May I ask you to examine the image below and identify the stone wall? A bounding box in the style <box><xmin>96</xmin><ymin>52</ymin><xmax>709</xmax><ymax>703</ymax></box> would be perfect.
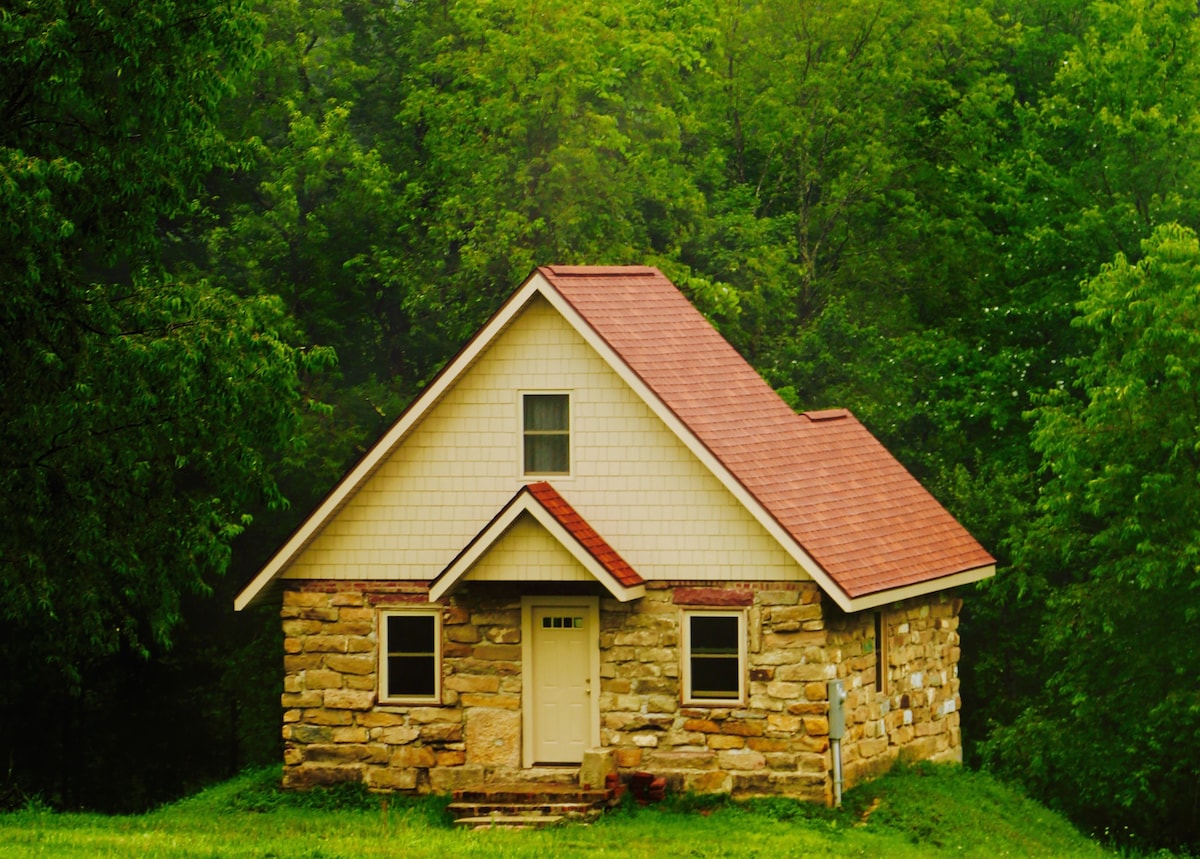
<box><xmin>826</xmin><ymin>595</ymin><xmax>965</xmax><ymax>789</ymax></box>
<box><xmin>279</xmin><ymin>580</ymin><xmax>963</xmax><ymax>801</ymax></box>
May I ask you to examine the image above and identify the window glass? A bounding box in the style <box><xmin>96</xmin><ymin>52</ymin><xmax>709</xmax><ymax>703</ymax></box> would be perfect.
<box><xmin>384</xmin><ymin>613</ymin><xmax>438</xmax><ymax>700</ymax></box>
<box><xmin>686</xmin><ymin>613</ymin><xmax>743</xmax><ymax>702</ymax></box>
<box><xmin>523</xmin><ymin>393</ymin><xmax>569</xmax><ymax>474</ymax></box>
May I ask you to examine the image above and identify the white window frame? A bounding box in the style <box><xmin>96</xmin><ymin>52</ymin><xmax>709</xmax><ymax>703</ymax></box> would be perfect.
<box><xmin>378</xmin><ymin>608</ymin><xmax>442</xmax><ymax>705</ymax></box>
<box><xmin>520</xmin><ymin>391</ymin><xmax>572</xmax><ymax>478</ymax></box>
<box><xmin>681</xmin><ymin>609</ymin><xmax>747</xmax><ymax>706</ymax></box>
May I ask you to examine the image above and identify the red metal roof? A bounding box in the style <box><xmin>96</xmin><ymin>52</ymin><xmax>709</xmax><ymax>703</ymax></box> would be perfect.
<box><xmin>538</xmin><ymin>265</ymin><xmax>995</xmax><ymax>600</ymax></box>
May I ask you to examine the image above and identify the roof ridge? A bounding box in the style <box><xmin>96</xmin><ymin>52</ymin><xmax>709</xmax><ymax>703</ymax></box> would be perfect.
<box><xmin>542</xmin><ymin>264</ymin><xmax>661</xmax><ymax>277</ymax></box>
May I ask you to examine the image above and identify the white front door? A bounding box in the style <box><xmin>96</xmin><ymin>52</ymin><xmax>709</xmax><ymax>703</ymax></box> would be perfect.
<box><xmin>525</xmin><ymin>598</ymin><xmax>597</xmax><ymax>765</ymax></box>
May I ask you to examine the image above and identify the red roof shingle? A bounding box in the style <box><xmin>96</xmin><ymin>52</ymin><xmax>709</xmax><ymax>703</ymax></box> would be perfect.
<box><xmin>525</xmin><ymin>482</ymin><xmax>645</xmax><ymax>589</ymax></box>
<box><xmin>538</xmin><ymin>265</ymin><xmax>994</xmax><ymax>600</ymax></box>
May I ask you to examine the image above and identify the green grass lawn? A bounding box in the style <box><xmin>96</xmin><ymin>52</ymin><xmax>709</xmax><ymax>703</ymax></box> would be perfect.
<box><xmin>0</xmin><ymin>763</ymin><xmax>1124</xmax><ymax>858</ymax></box>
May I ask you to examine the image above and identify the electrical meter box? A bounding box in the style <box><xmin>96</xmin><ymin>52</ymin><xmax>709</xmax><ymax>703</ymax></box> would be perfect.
<box><xmin>827</xmin><ymin>679</ymin><xmax>847</xmax><ymax>740</ymax></box>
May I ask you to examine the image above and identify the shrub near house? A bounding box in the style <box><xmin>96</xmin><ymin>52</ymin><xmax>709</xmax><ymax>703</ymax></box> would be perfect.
<box><xmin>237</xmin><ymin>267</ymin><xmax>994</xmax><ymax>801</ymax></box>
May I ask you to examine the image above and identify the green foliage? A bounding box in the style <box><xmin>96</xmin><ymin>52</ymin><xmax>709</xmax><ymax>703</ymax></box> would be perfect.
<box><xmin>7</xmin><ymin>0</ymin><xmax>1200</xmax><ymax>849</ymax></box>
<box><xmin>0</xmin><ymin>764</ymin><xmax>1115</xmax><ymax>858</ymax></box>
<box><xmin>0</xmin><ymin>1</ymin><xmax>332</xmax><ymax>678</ymax></box>
<box><xmin>985</xmin><ymin>224</ymin><xmax>1200</xmax><ymax>851</ymax></box>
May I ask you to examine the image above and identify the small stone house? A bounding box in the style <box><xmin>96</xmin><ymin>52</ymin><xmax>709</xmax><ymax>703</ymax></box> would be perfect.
<box><xmin>235</xmin><ymin>266</ymin><xmax>995</xmax><ymax>803</ymax></box>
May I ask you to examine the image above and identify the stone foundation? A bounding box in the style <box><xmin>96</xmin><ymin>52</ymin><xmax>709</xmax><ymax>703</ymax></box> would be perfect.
<box><xmin>279</xmin><ymin>580</ymin><xmax>963</xmax><ymax>802</ymax></box>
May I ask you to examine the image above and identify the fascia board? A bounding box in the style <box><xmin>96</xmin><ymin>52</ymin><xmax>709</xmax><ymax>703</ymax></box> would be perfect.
<box><xmin>840</xmin><ymin>563</ymin><xmax>997</xmax><ymax>612</ymax></box>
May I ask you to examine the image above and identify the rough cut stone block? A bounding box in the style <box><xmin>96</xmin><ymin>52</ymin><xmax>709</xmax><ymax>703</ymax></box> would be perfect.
<box><xmin>378</xmin><ymin>726</ymin><xmax>420</xmax><ymax>745</ymax></box>
<box><xmin>283</xmin><ymin>591</ymin><xmax>330</xmax><ymax>608</ymax></box>
<box><xmin>718</xmin><ymin>749</ymin><xmax>767</xmax><ymax>771</ymax></box>
<box><xmin>465</xmin><ymin>708</ymin><xmax>521</xmax><ymax>767</ymax></box>
<box><xmin>289</xmin><ymin>724</ymin><xmax>333</xmax><ymax>744</ymax></box>
<box><xmin>420</xmin><ymin>723</ymin><xmax>463</xmax><ymax>742</ymax></box>
<box><xmin>460</xmin><ymin>693</ymin><xmax>519</xmax><ymax>709</ymax></box>
<box><xmin>579</xmin><ymin>748</ymin><xmax>616</xmax><ymax>789</ymax></box>
<box><xmin>281</xmin><ymin>691</ymin><xmax>323</xmax><ymax>709</ymax></box>
<box><xmin>303</xmin><ymin>709</ymin><xmax>353</xmax><ymax>727</ymax></box>
<box><xmin>286</xmin><ymin>764</ymin><xmax>364</xmax><ymax>789</ymax></box>
<box><xmin>707</xmin><ymin>735</ymin><xmax>744</xmax><ymax>751</ymax></box>
<box><xmin>365</xmin><ymin>766</ymin><xmax>418</xmax><ymax>790</ymax></box>
<box><xmin>304</xmin><ymin>669</ymin><xmax>343</xmax><ymax>690</ymax></box>
<box><xmin>615</xmin><ymin>747</ymin><xmax>643</xmax><ymax>768</ymax></box>
<box><xmin>429</xmin><ymin>764</ymin><xmax>485</xmax><ymax>792</ymax></box>
<box><xmin>471</xmin><ymin>643</ymin><xmax>521</xmax><ymax>661</ymax></box>
<box><xmin>687</xmin><ymin>770</ymin><xmax>733</xmax><ymax>793</ymax></box>
<box><xmin>325</xmin><ymin>654</ymin><xmax>375</xmax><ymax>675</ymax></box>
<box><xmin>444</xmin><ymin>674</ymin><xmax>500</xmax><ymax>693</ymax></box>
<box><xmin>323</xmin><ymin>689</ymin><xmax>375</xmax><ymax>710</ymax></box>
<box><xmin>390</xmin><ymin>746</ymin><xmax>436</xmax><ymax>768</ymax></box>
<box><xmin>756</xmin><ymin>590</ymin><xmax>800</xmax><ymax>607</ymax></box>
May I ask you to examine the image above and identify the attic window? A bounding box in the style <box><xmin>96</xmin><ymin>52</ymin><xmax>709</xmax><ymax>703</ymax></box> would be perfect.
<box><xmin>523</xmin><ymin>393</ymin><xmax>570</xmax><ymax>475</ymax></box>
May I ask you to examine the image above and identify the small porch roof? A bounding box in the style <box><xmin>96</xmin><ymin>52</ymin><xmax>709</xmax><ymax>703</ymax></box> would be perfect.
<box><xmin>429</xmin><ymin>482</ymin><xmax>646</xmax><ymax>603</ymax></box>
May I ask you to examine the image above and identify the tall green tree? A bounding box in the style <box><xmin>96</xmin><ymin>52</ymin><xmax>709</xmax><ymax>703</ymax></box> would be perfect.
<box><xmin>0</xmin><ymin>0</ymin><xmax>329</xmax><ymax>676</ymax></box>
<box><xmin>985</xmin><ymin>223</ymin><xmax>1200</xmax><ymax>850</ymax></box>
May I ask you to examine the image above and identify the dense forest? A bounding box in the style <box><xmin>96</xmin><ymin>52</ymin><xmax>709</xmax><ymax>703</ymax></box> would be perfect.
<box><xmin>2</xmin><ymin>0</ymin><xmax>1198</xmax><ymax>851</ymax></box>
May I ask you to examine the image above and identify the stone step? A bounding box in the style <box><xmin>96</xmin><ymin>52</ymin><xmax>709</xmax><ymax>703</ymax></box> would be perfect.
<box><xmin>447</xmin><ymin>801</ymin><xmax>603</xmax><ymax>821</ymax></box>
<box><xmin>451</xmin><ymin>785</ymin><xmax>610</xmax><ymax>805</ymax></box>
<box><xmin>453</xmin><ymin>813</ymin><xmax>566</xmax><ymax>830</ymax></box>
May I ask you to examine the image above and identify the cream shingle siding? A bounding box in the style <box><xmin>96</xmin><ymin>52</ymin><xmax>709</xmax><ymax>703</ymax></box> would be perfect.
<box><xmin>282</xmin><ymin>295</ymin><xmax>805</xmax><ymax>583</ymax></box>
<box><xmin>462</xmin><ymin>513</ymin><xmax>593</xmax><ymax>583</ymax></box>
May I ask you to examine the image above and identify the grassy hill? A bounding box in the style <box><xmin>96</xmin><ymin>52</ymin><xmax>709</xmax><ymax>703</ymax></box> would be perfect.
<box><xmin>0</xmin><ymin>763</ymin><xmax>1129</xmax><ymax>858</ymax></box>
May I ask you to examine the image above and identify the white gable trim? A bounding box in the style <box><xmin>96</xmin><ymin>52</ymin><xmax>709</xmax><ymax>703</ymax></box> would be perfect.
<box><xmin>429</xmin><ymin>488</ymin><xmax>645</xmax><ymax>603</ymax></box>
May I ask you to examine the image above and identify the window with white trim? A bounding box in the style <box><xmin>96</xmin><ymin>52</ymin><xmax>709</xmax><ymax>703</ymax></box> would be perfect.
<box><xmin>522</xmin><ymin>392</ymin><xmax>570</xmax><ymax>475</ymax></box>
<box><xmin>682</xmin><ymin>610</ymin><xmax>746</xmax><ymax>705</ymax></box>
<box><xmin>379</xmin><ymin>610</ymin><xmax>441</xmax><ymax>704</ymax></box>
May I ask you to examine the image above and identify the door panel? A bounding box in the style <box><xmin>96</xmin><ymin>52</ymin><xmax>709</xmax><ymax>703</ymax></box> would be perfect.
<box><xmin>531</xmin><ymin>606</ymin><xmax>591</xmax><ymax>764</ymax></box>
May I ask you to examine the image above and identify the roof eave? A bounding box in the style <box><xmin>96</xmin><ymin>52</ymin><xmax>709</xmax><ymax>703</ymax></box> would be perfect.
<box><xmin>834</xmin><ymin>562</ymin><xmax>997</xmax><ymax>613</ymax></box>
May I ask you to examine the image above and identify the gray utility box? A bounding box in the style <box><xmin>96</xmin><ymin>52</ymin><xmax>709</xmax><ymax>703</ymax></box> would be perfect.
<box><xmin>828</xmin><ymin>679</ymin><xmax>847</xmax><ymax>740</ymax></box>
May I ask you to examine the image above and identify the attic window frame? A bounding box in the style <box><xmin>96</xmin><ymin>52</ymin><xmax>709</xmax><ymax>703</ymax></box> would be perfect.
<box><xmin>681</xmin><ymin>609</ymin><xmax>747</xmax><ymax>706</ymax></box>
<box><xmin>521</xmin><ymin>391</ymin><xmax>572</xmax><ymax>477</ymax></box>
<box><xmin>378</xmin><ymin>608</ymin><xmax>442</xmax><ymax>705</ymax></box>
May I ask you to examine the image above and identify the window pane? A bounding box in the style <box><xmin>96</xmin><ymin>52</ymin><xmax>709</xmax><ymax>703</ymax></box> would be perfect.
<box><xmin>690</xmin><ymin>655</ymin><xmax>740</xmax><ymax>699</ymax></box>
<box><xmin>385</xmin><ymin>614</ymin><xmax>437</xmax><ymax>699</ymax></box>
<box><xmin>688</xmin><ymin>615</ymin><xmax>741</xmax><ymax>700</ymax></box>
<box><xmin>524</xmin><ymin>434</ymin><xmax>569</xmax><ymax>473</ymax></box>
<box><xmin>388</xmin><ymin>655</ymin><xmax>436</xmax><ymax>697</ymax></box>
<box><xmin>690</xmin><ymin>615</ymin><xmax>739</xmax><ymax>653</ymax></box>
<box><xmin>387</xmin><ymin>614</ymin><xmax>435</xmax><ymax>653</ymax></box>
<box><xmin>524</xmin><ymin>394</ymin><xmax>568</xmax><ymax>431</ymax></box>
